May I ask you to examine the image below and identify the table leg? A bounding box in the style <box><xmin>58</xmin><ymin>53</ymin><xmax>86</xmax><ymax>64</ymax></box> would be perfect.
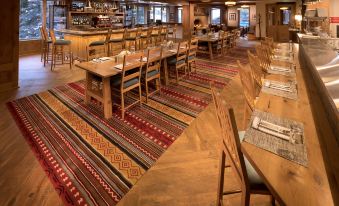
<box><xmin>102</xmin><ymin>77</ymin><xmax>113</xmax><ymax>119</ymax></box>
<box><xmin>163</xmin><ymin>58</ymin><xmax>169</xmax><ymax>86</ymax></box>
<box><xmin>85</xmin><ymin>72</ymin><xmax>92</xmax><ymax>104</ymax></box>
<box><xmin>208</xmin><ymin>42</ymin><xmax>214</xmax><ymax>60</ymax></box>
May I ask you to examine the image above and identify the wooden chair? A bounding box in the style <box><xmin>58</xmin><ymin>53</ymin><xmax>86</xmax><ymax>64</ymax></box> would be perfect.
<box><xmin>160</xmin><ymin>25</ymin><xmax>168</xmax><ymax>42</ymax></box>
<box><xmin>111</xmin><ymin>51</ymin><xmax>144</xmax><ymax>119</ymax></box>
<box><xmin>237</xmin><ymin>60</ymin><xmax>257</xmax><ymax>127</ymax></box>
<box><xmin>212</xmin><ymin>31</ymin><xmax>223</xmax><ymax>56</ymax></box>
<box><xmin>124</xmin><ymin>28</ymin><xmax>140</xmax><ymax>51</ymax></box>
<box><xmin>107</xmin><ymin>29</ymin><xmax>125</xmax><ymax>56</ymax></box>
<box><xmin>168</xmin><ymin>41</ymin><xmax>189</xmax><ymax>82</ymax></box>
<box><xmin>188</xmin><ymin>38</ymin><xmax>198</xmax><ymax>74</ymax></box>
<box><xmin>144</xmin><ymin>47</ymin><xmax>163</xmax><ymax>103</ymax></box>
<box><xmin>255</xmin><ymin>45</ymin><xmax>270</xmax><ymax>73</ymax></box>
<box><xmin>140</xmin><ymin>27</ymin><xmax>152</xmax><ymax>50</ymax></box>
<box><xmin>222</xmin><ymin>31</ymin><xmax>231</xmax><ymax>55</ymax></box>
<box><xmin>49</xmin><ymin>30</ymin><xmax>73</xmax><ymax>71</ymax></box>
<box><xmin>168</xmin><ymin>24</ymin><xmax>177</xmax><ymax>42</ymax></box>
<box><xmin>247</xmin><ymin>50</ymin><xmax>263</xmax><ymax>96</ymax></box>
<box><xmin>210</xmin><ymin>83</ymin><xmax>275</xmax><ymax>206</ymax></box>
<box><xmin>151</xmin><ymin>26</ymin><xmax>162</xmax><ymax>46</ymax></box>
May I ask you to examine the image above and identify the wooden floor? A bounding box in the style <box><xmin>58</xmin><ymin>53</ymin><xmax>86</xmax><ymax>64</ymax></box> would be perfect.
<box><xmin>0</xmin><ymin>41</ymin><xmax>271</xmax><ymax>206</ymax></box>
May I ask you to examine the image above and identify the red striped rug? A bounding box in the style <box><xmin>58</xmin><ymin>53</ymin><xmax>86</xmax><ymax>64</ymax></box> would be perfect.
<box><xmin>7</xmin><ymin>58</ymin><xmax>243</xmax><ymax>206</ymax></box>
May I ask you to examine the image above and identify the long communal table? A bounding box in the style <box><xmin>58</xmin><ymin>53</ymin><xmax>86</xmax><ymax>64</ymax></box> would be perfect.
<box><xmin>75</xmin><ymin>45</ymin><xmax>180</xmax><ymax>119</ymax></box>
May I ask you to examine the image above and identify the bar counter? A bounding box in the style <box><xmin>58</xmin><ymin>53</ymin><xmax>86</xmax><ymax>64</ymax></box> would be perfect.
<box><xmin>57</xmin><ymin>29</ymin><xmax>127</xmax><ymax>60</ymax></box>
<box><xmin>298</xmin><ymin>33</ymin><xmax>339</xmax><ymax>205</ymax></box>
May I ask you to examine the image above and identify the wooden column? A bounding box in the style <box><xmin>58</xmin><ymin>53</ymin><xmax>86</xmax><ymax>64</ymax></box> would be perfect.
<box><xmin>0</xmin><ymin>1</ymin><xmax>19</xmax><ymax>92</ymax></box>
<box><xmin>182</xmin><ymin>3</ymin><xmax>195</xmax><ymax>39</ymax></box>
<box><xmin>42</xmin><ymin>0</ymin><xmax>47</xmax><ymax>28</ymax></box>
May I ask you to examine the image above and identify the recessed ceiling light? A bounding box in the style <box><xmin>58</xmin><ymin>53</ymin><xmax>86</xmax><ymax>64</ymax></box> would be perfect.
<box><xmin>280</xmin><ymin>7</ymin><xmax>289</xmax><ymax>10</ymax></box>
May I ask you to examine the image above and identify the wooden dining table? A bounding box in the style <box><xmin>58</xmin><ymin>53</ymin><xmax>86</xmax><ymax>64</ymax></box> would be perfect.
<box><xmin>196</xmin><ymin>33</ymin><xmax>232</xmax><ymax>60</ymax></box>
<box><xmin>241</xmin><ymin>44</ymin><xmax>336</xmax><ymax>205</ymax></box>
<box><xmin>75</xmin><ymin>44</ymin><xmax>180</xmax><ymax>119</ymax></box>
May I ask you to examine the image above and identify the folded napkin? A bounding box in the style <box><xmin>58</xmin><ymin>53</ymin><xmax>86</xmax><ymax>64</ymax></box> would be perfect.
<box><xmin>270</xmin><ymin>65</ymin><xmax>292</xmax><ymax>72</ymax></box>
<box><xmin>169</xmin><ymin>49</ymin><xmax>177</xmax><ymax>53</ymax></box>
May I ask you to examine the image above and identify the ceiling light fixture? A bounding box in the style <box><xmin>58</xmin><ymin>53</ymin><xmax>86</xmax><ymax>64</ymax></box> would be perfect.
<box><xmin>241</xmin><ymin>5</ymin><xmax>250</xmax><ymax>8</ymax></box>
<box><xmin>225</xmin><ymin>1</ymin><xmax>237</xmax><ymax>6</ymax></box>
<box><xmin>280</xmin><ymin>7</ymin><xmax>289</xmax><ymax>10</ymax></box>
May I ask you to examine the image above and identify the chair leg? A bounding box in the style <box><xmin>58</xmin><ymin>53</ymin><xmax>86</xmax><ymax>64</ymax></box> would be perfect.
<box><xmin>145</xmin><ymin>80</ymin><xmax>149</xmax><ymax>103</ymax></box>
<box><xmin>50</xmin><ymin>46</ymin><xmax>54</xmax><ymax>71</ymax></box>
<box><xmin>121</xmin><ymin>92</ymin><xmax>125</xmax><ymax>119</ymax></box>
<box><xmin>138</xmin><ymin>84</ymin><xmax>142</xmax><ymax>105</ymax></box>
<box><xmin>270</xmin><ymin>195</ymin><xmax>275</xmax><ymax>206</ymax></box>
<box><xmin>175</xmin><ymin>67</ymin><xmax>179</xmax><ymax>83</ymax></box>
<box><xmin>241</xmin><ymin>188</ymin><xmax>250</xmax><ymax>206</ymax></box>
<box><xmin>217</xmin><ymin>150</ymin><xmax>226</xmax><ymax>206</ymax></box>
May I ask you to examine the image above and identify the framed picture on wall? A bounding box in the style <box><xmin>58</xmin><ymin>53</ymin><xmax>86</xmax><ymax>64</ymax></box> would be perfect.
<box><xmin>229</xmin><ymin>13</ymin><xmax>236</xmax><ymax>21</ymax></box>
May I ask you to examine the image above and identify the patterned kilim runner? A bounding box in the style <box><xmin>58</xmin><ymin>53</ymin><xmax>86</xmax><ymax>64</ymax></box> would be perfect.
<box><xmin>7</xmin><ymin>49</ymin><xmax>248</xmax><ymax>206</ymax></box>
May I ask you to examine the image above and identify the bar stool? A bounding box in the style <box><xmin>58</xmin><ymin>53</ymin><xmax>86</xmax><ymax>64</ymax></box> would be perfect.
<box><xmin>107</xmin><ymin>29</ymin><xmax>125</xmax><ymax>56</ymax></box>
<box><xmin>86</xmin><ymin>29</ymin><xmax>111</xmax><ymax>61</ymax></box>
<box><xmin>40</xmin><ymin>27</ymin><xmax>52</xmax><ymax>67</ymax></box>
<box><xmin>49</xmin><ymin>30</ymin><xmax>73</xmax><ymax>71</ymax></box>
<box><xmin>167</xmin><ymin>24</ymin><xmax>177</xmax><ymax>42</ymax></box>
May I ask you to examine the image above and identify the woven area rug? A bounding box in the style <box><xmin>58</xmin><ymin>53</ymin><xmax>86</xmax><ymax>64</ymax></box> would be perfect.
<box><xmin>7</xmin><ymin>51</ymin><xmax>246</xmax><ymax>206</ymax></box>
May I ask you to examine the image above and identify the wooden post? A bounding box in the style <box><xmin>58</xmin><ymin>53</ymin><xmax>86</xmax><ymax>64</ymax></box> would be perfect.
<box><xmin>0</xmin><ymin>1</ymin><xmax>19</xmax><ymax>92</ymax></box>
<box><xmin>42</xmin><ymin>0</ymin><xmax>47</xmax><ymax>28</ymax></box>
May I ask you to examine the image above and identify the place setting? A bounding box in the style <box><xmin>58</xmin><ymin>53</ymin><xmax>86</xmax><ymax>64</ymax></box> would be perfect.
<box><xmin>261</xmin><ymin>79</ymin><xmax>298</xmax><ymax>99</ymax></box>
<box><xmin>268</xmin><ymin>63</ymin><xmax>297</xmax><ymax>77</ymax></box>
<box><xmin>243</xmin><ymin>110</ymin><xmax>308</xmax><ymax>166</ymax></box>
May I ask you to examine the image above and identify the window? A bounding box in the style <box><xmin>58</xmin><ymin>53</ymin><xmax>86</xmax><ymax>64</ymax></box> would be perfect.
<box><xmin>154</xmin><ymin>7</ymin><xmax>162</xmax><ymax>22</ymax></box>
<box><xmin>162</xmin><ymin>7</ymin><xmax>167</xmax><ymax>22</ymax></box>
<box><xmin>239</xmin><ymin>8</ymin><xmax>250</xmax><ymax>27</ymax></box>
<box><xmin>137</xmin><ymin>6</ymin><xmax>145</xmax><ymax>24</ymax></box>
<box><xmin>211</xmin><ymin>8</ymin><xmax>221</xmax><ymax>25</ymax></box>
<box><xmin>282</xmin><ymin>10</ymin><xmax>291</xmax><ymax>25</ymax></box>
<box><xmin>150</xmin><ymin>6</ymin><xmax>154</xmax><ymax>21</ymax></box>
<box><xmin>20</xmin><ymin>0</ymin><xmax>43</xmax><ymax>40</ymax></box>
<box><xmin>178</xmin><ymin>7</ymin><xmax>183</xmax><ymax>23</ymax></box>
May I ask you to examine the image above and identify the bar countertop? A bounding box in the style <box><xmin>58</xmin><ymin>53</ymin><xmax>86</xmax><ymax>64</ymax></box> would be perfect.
<box><xmin>56</xmin><ymin>28</ymin><xmax>127</xmax><ymax>36</ymax></box>
<box><xmin>298</xmin><ymin>33</ymin><xmax>339</xmax><ymax>110</ymax></box>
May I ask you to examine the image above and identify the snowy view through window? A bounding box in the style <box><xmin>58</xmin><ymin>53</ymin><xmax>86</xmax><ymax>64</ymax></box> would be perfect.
<box><xmin>20</xmin><ymin>0</ymin><xmax>42</xmax><ymax>39</ymax></box>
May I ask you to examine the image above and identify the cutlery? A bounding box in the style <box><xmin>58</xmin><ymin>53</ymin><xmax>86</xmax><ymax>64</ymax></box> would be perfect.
<box><xmin>264</xmin><ymin>81</ymin><xmax>293</xmax><ymax>92</ymax></box>
<box><xmin>252</xmin><ymin>117</ymin><xmax>291</xmax><ymax>141</ymax></box>
<box><xmin>270</xmin><ymin>66</ymin><xmax>291</xmax><ymax>72</ymax></box>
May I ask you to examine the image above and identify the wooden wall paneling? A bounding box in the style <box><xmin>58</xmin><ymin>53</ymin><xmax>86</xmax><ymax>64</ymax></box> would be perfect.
<box><xmin>182</xmin><ymin>5</ymin><xmax>191</xmax><ymax>39</ymax></box>
<box><xmin>19</xmin><ymin>40</ymin><xmax>42</xmax><ymax>56</ymax></box>
<box><xmin>0</xmin><ymin>1</ymin><xmax>19</xmax><ymax>92</ymax></box>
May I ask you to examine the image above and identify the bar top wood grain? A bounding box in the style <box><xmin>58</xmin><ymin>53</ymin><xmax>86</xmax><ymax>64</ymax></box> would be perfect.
<box><xmin>241</xmin><ymin>44</ymin><xmax>337</xmax><ymax>206</ymax></box>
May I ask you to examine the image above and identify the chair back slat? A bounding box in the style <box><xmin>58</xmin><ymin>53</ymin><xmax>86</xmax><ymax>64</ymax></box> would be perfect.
<box><xmin>255</xmin><ymin>45</ymin><xmax>270</xmax><ymax>72</ymax></box>
<box><xmin>247</xmin><ymin>50</ymin><xmax>263</xmax><ymax>89</ymax></box>
<box><xmin>210</xmin><ymin>83</ymin><xmax>250</xmax><ymax>187</ymax></box>
<box><xmin>237</xmin><ymin>60</ymin><xmax>256</xmax><ymax>111</ymax></box>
